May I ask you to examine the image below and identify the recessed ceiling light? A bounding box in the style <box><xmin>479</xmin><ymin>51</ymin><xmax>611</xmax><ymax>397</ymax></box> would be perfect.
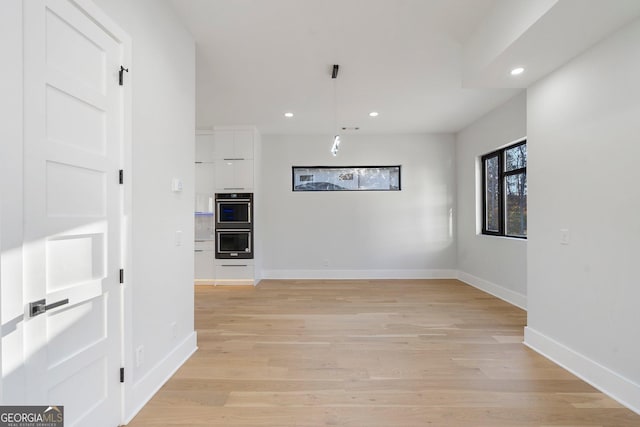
<box><xmin>284</xmin><ymin>112</ymin><xmax>294</xmax><ymax>118</ymax></box>
<box><xmin>510</xmin><ymin>67</ymin><xmax>525</xmax><ymax>76</ymax></box>
<box><xmin>369</xmin><ymin>111</ymin><xmax>379</xmax><ymax>117</ymax></box>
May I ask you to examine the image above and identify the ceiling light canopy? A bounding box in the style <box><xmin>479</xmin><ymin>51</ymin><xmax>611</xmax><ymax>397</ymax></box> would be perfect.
<box><xmin>510</xmin><ymin>67</ymin><xmax>525</xmax><ymax>76</ymax></box>
<box><xmin>284</xmin><ymin>112</ymin><xmax>294</xmax><ymax>118</ymax></box>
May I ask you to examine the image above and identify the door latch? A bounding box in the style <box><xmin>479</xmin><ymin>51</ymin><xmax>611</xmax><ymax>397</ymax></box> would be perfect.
<box><xmin>29</xmin><ymin>298</ymin><xmax>69</xmax><ymax>317</ymax></box>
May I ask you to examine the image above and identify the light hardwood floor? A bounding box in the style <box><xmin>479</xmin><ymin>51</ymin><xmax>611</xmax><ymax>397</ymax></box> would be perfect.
<box><xmin>126</xmin><ymin>279</ymin><xmax>640</xmax><ymax>426</ymax></box>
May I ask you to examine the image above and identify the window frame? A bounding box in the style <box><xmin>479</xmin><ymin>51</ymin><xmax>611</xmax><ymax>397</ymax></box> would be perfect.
<box><xmin>481</xmin><ymin>139</ymin><xmax>527</xmax><ymax>239</ymax></box>
<box><xmin>291</xmin><ymin>165</ymin><xmax>402</xmax><ymax>192</ymax></box>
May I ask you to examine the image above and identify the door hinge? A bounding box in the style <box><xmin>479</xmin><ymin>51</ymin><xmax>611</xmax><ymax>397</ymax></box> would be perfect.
<box><xmin>119</xmin><ymin>269</ymin><xmax>124</xmax><ymax>284</ymax></box>
<box><xmin>119</xmin><ymin>169</ymin><xmax>123</xmax><ymax>184</ymax></box>
<box><xmin>120</xmin><ymin>367</ymin><xmax>125</xmax><ymax>383</ymax></box>
<box><xmin>119</xmin><ymin>65</ymin><xmax>129</xmax><ymax>86</ymax></box>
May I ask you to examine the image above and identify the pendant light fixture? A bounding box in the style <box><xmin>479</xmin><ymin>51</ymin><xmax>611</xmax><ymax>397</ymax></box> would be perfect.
<box><xmin>330</xmin><ymin>64</ymin><xmax>340</xmax><ymax>156</ymax></box>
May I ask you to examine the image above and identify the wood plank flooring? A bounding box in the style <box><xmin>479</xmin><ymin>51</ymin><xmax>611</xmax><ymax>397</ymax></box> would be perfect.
<box><xmin>125</xmin><ymin>279</ymin><xmax>640</xmax><ymax>426</ymax></box>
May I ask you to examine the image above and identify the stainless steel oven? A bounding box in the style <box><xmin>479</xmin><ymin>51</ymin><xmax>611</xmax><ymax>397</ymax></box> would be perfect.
<box><xmin>216</xmin><ymin>193</ymin><xmax>252</xmax><ymax>228</ymax></box>
<box><xmin>216</xmin><ymin>229</ymin><xmax>252</xmax><ymax>259</ymax></box>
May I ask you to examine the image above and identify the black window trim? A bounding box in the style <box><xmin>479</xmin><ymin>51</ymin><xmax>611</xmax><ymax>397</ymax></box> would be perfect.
<box><xmin>481</xmin><ymin>139</ymin><xmax>527</xmax><ymax>239</ymax></box>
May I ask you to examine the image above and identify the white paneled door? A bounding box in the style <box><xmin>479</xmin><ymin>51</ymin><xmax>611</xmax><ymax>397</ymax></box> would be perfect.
<box><xmin>23</xmin><ymin>0</ymin><xmax>125</xmax><ymax>425</ymax></box>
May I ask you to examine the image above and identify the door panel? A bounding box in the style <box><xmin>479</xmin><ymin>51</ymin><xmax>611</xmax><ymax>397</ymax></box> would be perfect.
<box><xmin>45</xmin><ymin>162</ymin><xmax>107</xmax><ymax>217</ymax></box>
<box><xmin>46</xmin><ymin>85</ymin><xmax>107</xmax><ymax>153</ymax></box>
<box><xmin>47</xmin><ymin>356</ymin><xmax>108</xmax><ymax>422</ymax></box>
<box><xmin>45</xmin><ymin>6</ymin><xmax>107</xmax><ymax>94</ymax></box>
<box><xmin>46</xmin><ymin>296</ymin><xmax>106</xmax><ymax>367</ymax></box>
<box><xmin>46</xmin><ymin>233</ymin><xmax>105</xmax><ymax>291</ymax></box>
<box><xmin>23</xmin><ymin>0</ymin><xmax>123</xmax><ymax>426</ymax></box>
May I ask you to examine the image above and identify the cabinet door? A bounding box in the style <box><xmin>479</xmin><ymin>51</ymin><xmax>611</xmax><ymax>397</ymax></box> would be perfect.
<box><xmin>196</xmin><ymin>134</ymin><xmax>215</xmax><ymax>162</ymax></box>
<box><xmin>234</xmin><ymin>130</ymin><xmax>254</xmax><ymax>159</ymax></box>
<box><xmin>234</xmin><ymin>159</ymin><xmax>254</xmax><ymax>190</ymax></box>
<box><xmin>215</xmin><ymin>159</ymin><xmax>236</xmax><ymax>190</ymax></box>
<box><xmin>215</xmin><ymin>260</ymin><xmax>254</xmax><ymax>283</ymax></box>
<box><xmin>195</xmin><ymin>250</ymin><xmax>215</xmax><ymax>281</ymax></box>
<box><xmin>195</xmin><ymin>163</ymin><xmax>215</xmax><ymax>195</ymax></box>
<box><xmin>213</xmin><ymin>130</ymin><xmax>235</xmax><ymax>159</ymax></box>
<box><xmin>215</xmin><ymin>159</ymin><xmax>253</xmax><ymax>191</ymax></box>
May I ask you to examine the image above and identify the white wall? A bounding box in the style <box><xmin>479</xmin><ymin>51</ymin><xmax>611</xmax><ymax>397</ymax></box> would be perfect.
<box><xmin>455</xmin><ymin>92</ymin><xmax>527</xmax><ymax>309</ymax></box>
<box><xmin>525</xmin><ymin>18</ymin><xmax>640</xmax><ymax>412</ymax></box>
<box><xmin>260</xmin><ymin>133</ymin><xmax>456</xmax><ymax>279</ymax></box>
<box><xmin>0</xmin><ymin>0</ymin><xmax>24</xmax><ymax>403</ymax></box>
<box><xmin>91</xmin><ymin>0</ymin><xmax>197</xmax><ymax>420</ymax></box>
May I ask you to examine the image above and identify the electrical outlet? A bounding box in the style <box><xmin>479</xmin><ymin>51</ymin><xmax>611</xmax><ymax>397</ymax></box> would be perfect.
<box><xmin>323</xmin><ymin>259</ymin><xmax>330</xmax><ymax>268</ymax></box>
<box><xmin>560</xmin><ymin>229</ymin><xmax>570</xmax><ymax>245</ymax></box>
<box><xmin>175</xmin><ymin>230</ymin><xmax>182</xmax><ymax>246</ymax></box>
<box><xmin>135</xmin><ymin>345</ymin><xmax>144</xmax><ymax>367</ymax></box>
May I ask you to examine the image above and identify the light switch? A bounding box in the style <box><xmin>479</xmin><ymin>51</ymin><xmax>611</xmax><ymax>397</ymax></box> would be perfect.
<box><xmin>560</xmin><ymin>229</ymin><xmax>570</xmax><ymax>245</ymax></box>
<box><xmin>171</xmin><ymin>178</ymin><xmax>183</xmax><ymax>192</ymax></box>
<box><xmin>175</xmin><ymin>230</ymin><xmax>182</xmax><ymax>246</ymax></box>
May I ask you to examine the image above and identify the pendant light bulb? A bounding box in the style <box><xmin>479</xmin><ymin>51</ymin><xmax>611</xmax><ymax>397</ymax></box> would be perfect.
<box><xmin>330</xmin><ymin>64</ymin><xmax>341</xmax><ymax>156</ymax></box>
<box><xmin>331</xmin><ymin>135</ymin><xmax>341</xmax><ymax>156</ymax></box>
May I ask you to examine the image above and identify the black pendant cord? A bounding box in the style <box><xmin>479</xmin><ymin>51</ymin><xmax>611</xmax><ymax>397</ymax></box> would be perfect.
<box><xmin>331</xmin><ymin>64</ymin><xmax>341</xmax><ymax>156</ymax></box>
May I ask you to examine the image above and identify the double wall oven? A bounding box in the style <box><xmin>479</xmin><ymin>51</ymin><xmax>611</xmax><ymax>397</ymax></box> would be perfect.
<box><xmin>215</xmin><ymin>193</ymin><xmax>253</xmax><ymax>259</ymax></box>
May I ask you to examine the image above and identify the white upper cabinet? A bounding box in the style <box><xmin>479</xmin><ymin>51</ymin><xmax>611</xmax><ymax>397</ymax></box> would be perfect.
<box><xmin>233</xmin><ymin>130</ymin><xmax>254</xmax><ymax>159</ymax></box>
<box><xmin>233</xmin><ymin>159</ymin><xmax>254</xmax><ymax>190</ymax></box>
<box><xmin>195</xmin><ymin>163</ymin><xmax>215</xmax><ymax>195</ymax></box>
<box><xmin>215</xmin><ymin>159</ymin><xmax>253</xmax><ymax>191</ymax></box>
<box><xmin>213</xmin><ymin>130</ymin><xmax>235</xmax><ymax>159</ymax></box>
<box><xmin>214</xmin><ymin>129</ymin><xmax>254</xmax><ymax>160</ymax></box>
<box><xmin>195</xmin><ymin>133</ymin><xmax>215</xmax><ymax>163</ymax></box>
<box><xmin>213</xmin><ymin>128</ymin><xmax>255</xmax><ymax>191</ymax></box>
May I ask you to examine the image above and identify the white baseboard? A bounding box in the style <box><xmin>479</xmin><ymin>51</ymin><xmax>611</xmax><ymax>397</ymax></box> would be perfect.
<box><xmin>524</xmin><ymin>327</ymin><xmax>640</xmax><ymax>415</ymax></box>
<box><xmin>214</xmin><ymin>279</ymin><xmax>256</xmax><ymax>286</ymax></box>
<box><xmin>123</xmin><ymin>332</ymin><xmax>198</xmax><ymax>424</ymax></box>
<box><xmin>457</xmin><ymin>271</ymin><xmax>527</xmax><ymax>310</ymax></box>
<box><xmin>194</xmin><ymin>279</ymin><xmax>215</xmax><ymax>285</ymax></box>
<box><xmin>261</xmin><ymin>269</ymin><xmax>457</xmax><ymax>280</ymax></box>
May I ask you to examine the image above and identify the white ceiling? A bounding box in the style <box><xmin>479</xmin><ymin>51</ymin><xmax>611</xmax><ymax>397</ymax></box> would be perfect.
<box><xmin>168</xmin><ymin>0</ymin><xmax>640</xmax><ymax>135</ymax></box>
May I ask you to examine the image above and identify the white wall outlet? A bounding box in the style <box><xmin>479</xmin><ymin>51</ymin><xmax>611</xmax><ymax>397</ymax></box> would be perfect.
<box><xmin>560</xmin><ymin>229</ymin><xmax>570</xmax><ymax>245</ymax></box>
<box><xmin>175</xmin><ymin>230</ymin><xmax>182</xmax><ymax>246</ymax></box>
<box><xmin>322</xmin><ymin>259</ymin><xmax>330</xmax><ymax>268</ymax></box>
<box><xmin>135</xmin><ymin>345</ymin><xmax>144</xmax><ymax>367</ymax></box>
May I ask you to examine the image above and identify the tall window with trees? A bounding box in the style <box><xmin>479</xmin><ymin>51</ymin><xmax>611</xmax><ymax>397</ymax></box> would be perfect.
<box><xmin>482</xmin><ymin>140</ymin><xmax>527</xmax><ymax>238</ymax></box>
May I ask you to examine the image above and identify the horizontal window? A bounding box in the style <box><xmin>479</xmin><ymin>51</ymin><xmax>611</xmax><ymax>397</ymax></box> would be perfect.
<box><xmin>292</xmin><ymin>166</ymin><xmax>401</xmax><ymax>192</ymax></box>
